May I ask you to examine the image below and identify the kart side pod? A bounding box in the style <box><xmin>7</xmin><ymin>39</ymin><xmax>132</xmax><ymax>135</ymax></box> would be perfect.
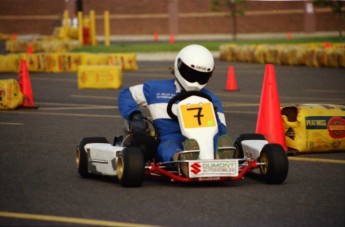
<box><xmin>84</xmin><ymin>143</ymin><xmax>122</xmax><ymax>176</ymax></box>
<box><xmin>241</xmin><ymin>140</ymin><xmax>268</xmax><ymax>159</ymax></box>
<box><xmin>76</xmin><ymin>137</ymin><xmax>123</xmax><ymax>177</ymax></box>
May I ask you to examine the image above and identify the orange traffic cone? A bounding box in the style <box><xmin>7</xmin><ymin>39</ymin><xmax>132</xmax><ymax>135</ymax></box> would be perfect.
<box><xmin>153</xmin><ymin>32</ymin><xmax>159</xmax><ymax>42</ymax></box>
<box><xmin>324</xmin><ymin>42</ymin><xmax>331</xmax><ymax>48</ymax></box>
<box><xmin>286</xmin><ymin>33</ymin><xmax>292</xmax><ymax>40</ymax></box>
<box><xmin>225</xmin><ymin>66</ymin><xmax>238</xmax><ymax>91</ymax></box>
<box><xmin>18</xmin><ymin>59</ymin><xmax>38</xmax><ymax>109</ymax></box>
<box><xmin>169</xmin><ymin>34</ymin><xmax>175</xmax><ymax>44</ymax></box>
<box><xmin>256</xmin><ymin>64</ymin><xmax>287</xmax><ymax>151</ymax></box>
<box><xmin>27</xmin><ymin>44</ymin><xmax>33</xmax><ymax>54</ymax></box>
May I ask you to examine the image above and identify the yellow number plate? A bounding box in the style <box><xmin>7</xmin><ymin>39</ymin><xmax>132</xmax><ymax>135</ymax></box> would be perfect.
<box><xmin>180</xmin><ymin>103</ymin><xmax>216</xmax><ymax>128</ymax></box>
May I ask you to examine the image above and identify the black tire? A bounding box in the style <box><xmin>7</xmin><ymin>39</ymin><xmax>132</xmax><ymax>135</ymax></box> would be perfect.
<box><xmin>259</xmin><ymin>144</ymin><xmax>289</xmax><ymax>184</ymax></box>
<box><xmin>117</xmin><ymin>147</ymin><xmax>145</xmax><ymax>187</ymax></box>
<box><xmin>234</xmin><ymin>134</ymin><xmax>266</xmax><ymax>158</ymax></box>
<box><xmin>76</xmin><ymin>137</ymin><xmax>109</xmax><ymax>178</ymax></box>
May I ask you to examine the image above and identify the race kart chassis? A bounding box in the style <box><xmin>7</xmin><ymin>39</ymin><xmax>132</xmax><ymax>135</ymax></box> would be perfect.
<box><xmin>146</xmin><ymin>159</ymin><xmax>260</xmax><ymax>183</ymax></box>
<box><xmin>76</xmin><ymin>91</ymin><xmax>289</xmax><ymax>187</ymax></box>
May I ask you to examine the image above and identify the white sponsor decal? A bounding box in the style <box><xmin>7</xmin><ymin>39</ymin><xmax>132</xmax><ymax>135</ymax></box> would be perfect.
<box><xmin>189</xmin><ymin>160</ymin><xmax>238</xmax><ymax>178</ymax></box>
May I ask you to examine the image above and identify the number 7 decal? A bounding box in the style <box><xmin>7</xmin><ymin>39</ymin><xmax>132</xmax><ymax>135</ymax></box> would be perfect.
<box><xmin>187</xmin><ymin>107</ymin><xmax>204</xmax><ymax>125</ymax></box>
<box><xmin>180</xmin><ymin>103</ymin><xmax>216</xmax><ymax>128</ymax></box>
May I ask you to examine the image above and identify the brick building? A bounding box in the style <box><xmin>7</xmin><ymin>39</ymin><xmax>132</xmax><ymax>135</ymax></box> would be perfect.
<box><xmin>0</xmin><ymin>0</ymin><xmax>343</xmax><ymax>37</ymax></box>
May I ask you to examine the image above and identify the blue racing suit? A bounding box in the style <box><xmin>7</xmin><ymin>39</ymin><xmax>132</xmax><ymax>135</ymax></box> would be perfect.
<box><xmin>118</xmin><ymin>79</ymin><xmax>227</xmax><ymax>162</ymax></box>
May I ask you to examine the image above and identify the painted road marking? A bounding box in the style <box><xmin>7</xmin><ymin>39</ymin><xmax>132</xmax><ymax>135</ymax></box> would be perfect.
<box><xmin>0</xmin><ymin>211</ymin><xmax>159</xmax><ymax>227</ymax></box>
<box><xmin>71</xmin><ymin>94</ymin><xmax>343</xmax><ymax>107</ymax></box>
<box><xmin>71</xmin><ymin>95</ymin><xmax>117</xmax><ymax>100</ymax></box>
<box><xmin>304</xmin><ymin>89</ymin><xmax>345</xmax><ymax>94</ymax></box>
<box><xmin>222</xmin><ymin>102</ymin><xmax>259</xmax><ymax>107</ymax></box>
<box><xmin>289</xmin><ymin>157</ymin><xmax>345</xmax><ymax>165</ymax></box>
<box><xmin>0</xmin><ymin>122</ymin><xmax>23</xmax><ymax>126</ymax></box>
<box><xmin>32</xmin><ymin>77</ymin><xmax>75</xmax><ymax>82</ymax></box>
<box><xmin>0</xmin><ymin>111</ymin><xmax>121</xmax><ymax>118</ymax></box>
<box><xmin>0</xmin><ymin>101</ymin><xmax>119</xmax><ymax>116</ymax></box>
<box><xmin>36</xmin><ymin>102</ymin><xmax>111</xmax><ymax>106</ymax></box>
<box><xmin>215</xmin><ymin>92</ymin><xmax>344</xmax><ymax>102</ymax></box>
<box><xmin>224</xmin><ymin>110</ymin><xmax>257</xmax><ymax>114</ymax></box>
<box><xmin>40</xmin><ymin>106</ymin><xmax>116</xmax><ymax>111</ymax></box>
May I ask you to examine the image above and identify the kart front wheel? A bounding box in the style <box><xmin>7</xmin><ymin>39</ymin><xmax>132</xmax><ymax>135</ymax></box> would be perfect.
<box><xmin>76</xmin><ymin>137</ymin><xmax>108</xmax><ymax>178</ymax></box>
<box><xmin>259</xmin><ymin>144</ymin><xmax>289</xmax><ymax>184</ymax></box>
<box><xmin>117</xmin><ymin>147</ymin><xmax>144</xmax><ymax>187</ymax></box>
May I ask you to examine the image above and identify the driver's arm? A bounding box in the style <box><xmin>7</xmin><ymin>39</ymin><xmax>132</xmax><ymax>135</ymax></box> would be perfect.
<box><xmin>118</xmin><ymin>84</ymin><xmax>148</xmax><ymax>120</ymax></box>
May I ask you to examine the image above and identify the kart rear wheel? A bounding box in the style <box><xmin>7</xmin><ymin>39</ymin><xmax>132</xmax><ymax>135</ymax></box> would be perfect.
<box><xmin>117</xmin><ymin>147</ymin><xmax>144</xmax><ymax>187</ymax></box>
<box><xmin>259</xmin><ymin>144</ymin><xmax>289</xmax><ymax>184</ymax></box>
<box><xmin>234</xmin><ymin>134</ymin><xmax>266</xmax><ymax>158</ymax></box>
<box><xmin>76</xmin><ymin>137</ymin><xmax>109</xmax><ymax>178</ymax></box>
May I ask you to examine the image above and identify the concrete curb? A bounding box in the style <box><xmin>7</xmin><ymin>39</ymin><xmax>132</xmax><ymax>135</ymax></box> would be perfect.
<box><xmin>98</xmin><ymin>31</ymin><xmax>339</xmax><ymax>42</ymax></box>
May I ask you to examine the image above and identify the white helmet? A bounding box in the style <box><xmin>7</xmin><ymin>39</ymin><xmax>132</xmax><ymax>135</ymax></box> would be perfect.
<box><xmin>174</xmin><ymin>44</ymin><xmax>214</xmax><ymax>91</ymax></box>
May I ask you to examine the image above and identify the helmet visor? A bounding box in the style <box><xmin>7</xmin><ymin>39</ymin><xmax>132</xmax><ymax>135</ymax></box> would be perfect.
<box><xmin>177</xmin><ymin>58</ymin><xmax>213</xmax><ymax>85</ymax></box>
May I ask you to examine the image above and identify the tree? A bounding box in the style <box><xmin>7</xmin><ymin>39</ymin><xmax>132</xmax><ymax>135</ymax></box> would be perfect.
<box><xmin>211</xmin><ymin>0</ymin><xmax>246</xmax><ymax>41</ymax></box>
<box><xmin>313</xmin><ymin>0</ymin><xmax>344</xmax><ymax>38</ymax></box>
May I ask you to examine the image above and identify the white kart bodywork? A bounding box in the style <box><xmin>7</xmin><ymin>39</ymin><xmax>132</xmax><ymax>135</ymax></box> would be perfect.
<box><xmin>82</xmin><ymin>95</ymin><xmax>270</xmax><ymax>179</ymax></box>
<box><xmin>175</xmin><ymin>96</ymin><xmax>218</xmax><ymax>160</ymax></box>
<box><xmin>84</xmin><ymin>143</ymin><xmax>123</xmax><ymax>176</ymax></box>
<box><xmin>241</xmin><ymin>140</ymin><xmax>268</xmax><ymax>159</ymax></box>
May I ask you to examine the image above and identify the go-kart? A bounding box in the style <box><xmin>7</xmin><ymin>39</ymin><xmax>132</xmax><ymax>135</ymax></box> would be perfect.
<box><xmin>76</xmin><ymin>91</ymin><xmax>288</xmax><ymax>187</ymax></box>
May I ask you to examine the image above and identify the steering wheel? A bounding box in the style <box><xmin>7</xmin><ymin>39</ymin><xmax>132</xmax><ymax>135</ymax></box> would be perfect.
<box><xmin>167</xmin><ymin>90</ymin><xmax>213</xmax><ymax>121</ymax></box>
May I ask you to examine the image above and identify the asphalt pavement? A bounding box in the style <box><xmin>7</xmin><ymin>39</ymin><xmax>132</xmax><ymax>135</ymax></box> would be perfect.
<box><xmin>0</xmin><ymin>57</ymin><xmax>344</xmax><ymax>227</ymax></box>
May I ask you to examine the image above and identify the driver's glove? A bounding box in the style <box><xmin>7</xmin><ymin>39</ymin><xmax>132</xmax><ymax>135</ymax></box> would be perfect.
<box><xmin>129</xmin><ymin>112</ymin><xmax>146</xmax><ymax>135</ymax></box>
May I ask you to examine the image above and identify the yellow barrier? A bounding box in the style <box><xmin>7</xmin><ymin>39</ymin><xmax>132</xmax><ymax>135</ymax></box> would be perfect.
<box><xmin>220</xmin><ymin>43</ymin><xmax>345</xmax><ymax>68</ymax></box>
<box><xmin>62</xmin><ymin>53</ymin><xmax>82</xmax><ymax>72</ymax></box>
<box><xmin>0</xmin><ymin>79</ymin><xmax>23</xmax><ymax>109</ymax></box>
<box><xmin>0</xmin><ymin>54</ymin><xmax>21</xmax><ymax>73</ymax></box>
<box><xmin>0</xmin><ymin>53</ymin><xmax>138</xmax><ymax>73</ymax></box>
<box><xmin>44</xmin><ymin>53</ymin><xmax>63</xmax><ymax>72</ymax></box>
<box><xmin>0</xmin><ymin>33</ymin><xmax>13</xmax><ymax>41</ymax></box>
<box><xmin>107</xmin><ymin>53</ymin><xmax>138</xmax><ymax>71</ymax></box>
<box><xmin>21</xmin><ymin>54</ymin><xmax>46</xmax><ymax>72</ymax></box>
<box><xmin>5</xmin><ymin>40</ymin><xmax>81</xmax><ymax>53</ymax></box>
<box><xmin>282</xmin><ymin>104</ymin><xmax>345</xmax><ymax>153</ymax></box>
<box><xmin>80</xmin><ymin>53</ymin><xmax>109</xmax><ymax>65</ymax></box>
<box><xmin>77</xmin><ymin>65</ymin><xmax>122</xmax><ymax>89</ymax></box>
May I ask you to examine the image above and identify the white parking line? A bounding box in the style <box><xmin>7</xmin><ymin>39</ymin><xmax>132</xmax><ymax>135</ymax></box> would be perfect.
<box><xmin>289</xmin><ymin>156</ymin><xmax>345</xmax><ymax>165</ymax></box>
<box><xmin>0</xmin><ymin>111</ymin><xmax>121</xmax><ymax>118</ymax></box>
<box><xmin>0</xmin><ymin>122</ymin><xmax>23</xmax><ymax>126</ymax></box>
<box><xmin>304</xmin><ymin>89</ymin><xmax>345</xmax><ymax>94</ymax></box>
<box><xmin>71</xmin><ymin>95</ymin><xmax>117</xmax><ymax>100</ymax></box>
<box><xmin>0</xmin><ymin>211</ymin><xmax>159</xmax><ymax>227</ymax></box>
<box><xmin>40</xmin><ymin>106</ymin><xmax>116</xmax><ymax>111</ymax></box>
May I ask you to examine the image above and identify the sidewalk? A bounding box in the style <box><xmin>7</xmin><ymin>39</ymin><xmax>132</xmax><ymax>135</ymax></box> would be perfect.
<box><xmin>102</xmin><ymin>31</ymin><xmax>339</xmax><ymax>61</ymax></box>
<box><xmin>99</xmin><ymin>31</ymin><xmax>339</xmax><ymax>42</ymax></box>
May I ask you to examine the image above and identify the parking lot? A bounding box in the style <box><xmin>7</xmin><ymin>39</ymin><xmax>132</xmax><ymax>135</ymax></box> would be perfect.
<box><xmin>0</xmin><ymin>59</ymin><xmax>344</xmax><ymax>226</ymax></box>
